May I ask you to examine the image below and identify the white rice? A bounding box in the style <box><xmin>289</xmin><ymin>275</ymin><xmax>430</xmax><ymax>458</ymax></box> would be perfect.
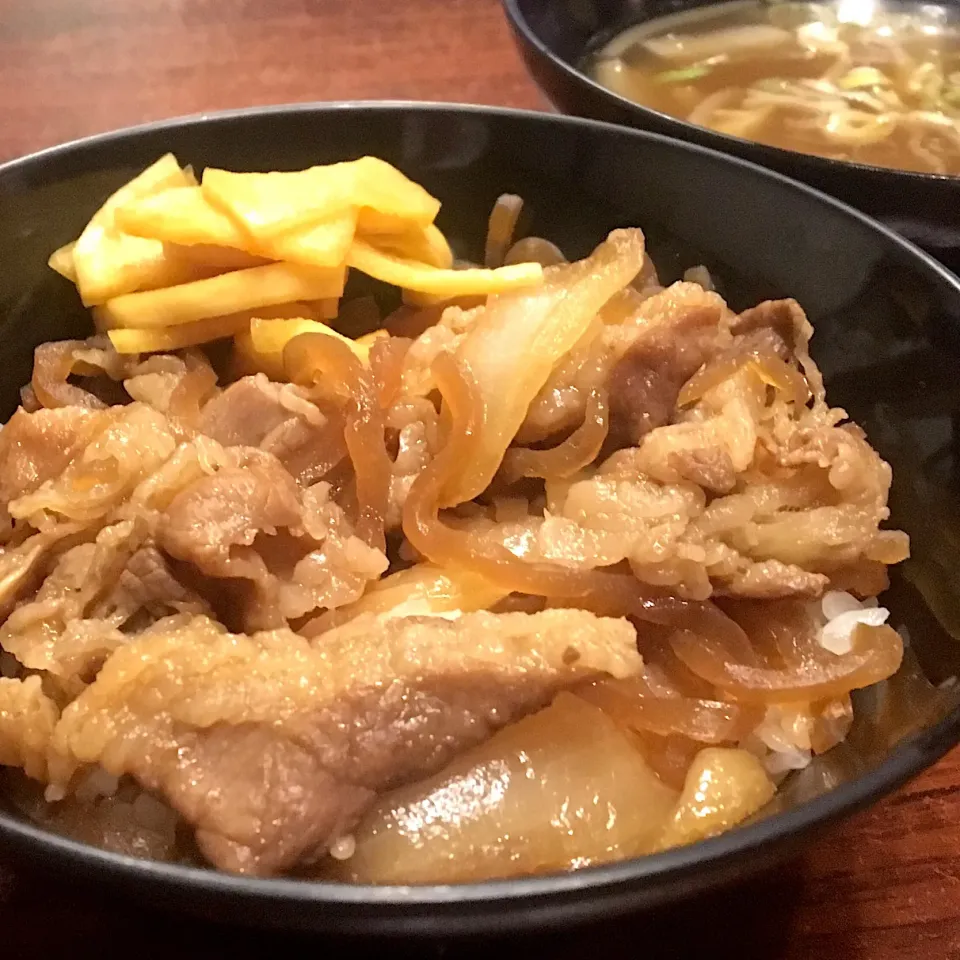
<box><xmin>329</xmin><ymin>834</ymin><xmax>356</xmax><ymax>860</ymax></box>
<box><xmin>748</xmin><ymin>591</ymin><xmax>894</xmax><ymax>778</ymax></box>
<box><xmin>817</xmin><ymin>590</ymin><xmax>889</xmax><ymax>655</ymax></box>
<box><xmin>683</xmin><ymin>264</ymin><xmax>716</xmax><ymax>291</ymax></box>
<box><xmin>764</xmin><ymin>744</ymin><xmax>813</xmax><ymax>777</ymax></box>
<box><xmin>752</xmin><ymin>706</ymin><xmax>814</xmax><ymax>777</ymax></box>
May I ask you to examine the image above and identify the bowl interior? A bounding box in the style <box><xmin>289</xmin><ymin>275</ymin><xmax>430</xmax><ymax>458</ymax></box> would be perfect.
<box><xmin>2</xmin><ymin>104</ymin><xmax>960</xmax><ymax>934</ymax></box>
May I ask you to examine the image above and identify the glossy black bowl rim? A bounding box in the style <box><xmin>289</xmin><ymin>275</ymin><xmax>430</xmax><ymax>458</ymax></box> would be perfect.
<box><xmin>1</xmin><ymin>99</ymin><xmax>960</xmax><ymax>916</ymax></box>
<box><xmin>502</xmin><ymin>0</ymin><xmax>960</xmax><ymax>186</ymax></box>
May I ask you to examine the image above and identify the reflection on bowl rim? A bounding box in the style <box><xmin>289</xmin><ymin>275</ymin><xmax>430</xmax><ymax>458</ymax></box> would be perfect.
<box><xmin>502</xmin><ymin>0</ymin><xmax>960</xmax><ymax>184</ymax></box>
<box><xmin>0</xmin><ymin>101</ymin><xmax>959</xmax><ymax>934</ymax></box>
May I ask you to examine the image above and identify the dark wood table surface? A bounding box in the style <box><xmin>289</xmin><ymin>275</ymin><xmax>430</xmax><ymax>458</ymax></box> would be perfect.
<box><xmin>1</xmin><ymin>0</ymin><xmax>960</xmax><ymax>957</ymax></box>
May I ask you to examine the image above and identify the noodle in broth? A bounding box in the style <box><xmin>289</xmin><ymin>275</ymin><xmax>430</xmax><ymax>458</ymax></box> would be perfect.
<box><xmin>589</xmin><ymin>0</ymin><xmax>960</xmax><ymax>175</ymax></box>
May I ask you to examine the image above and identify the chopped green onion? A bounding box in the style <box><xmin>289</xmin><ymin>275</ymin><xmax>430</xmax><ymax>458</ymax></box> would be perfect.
<box><xmin>653</xmin><ymin>64</ymin><xmax>712</xmax><ymax>84</ymax></box>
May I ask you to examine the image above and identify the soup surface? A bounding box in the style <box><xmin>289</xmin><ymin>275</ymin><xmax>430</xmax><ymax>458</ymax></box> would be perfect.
<box><xmin>589</xmin><ymin>0</ymin><xmax>960</xmax><ymax>175</ymax></box>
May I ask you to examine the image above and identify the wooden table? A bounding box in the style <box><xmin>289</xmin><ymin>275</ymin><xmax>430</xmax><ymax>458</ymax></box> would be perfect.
<box><xmin>1</xmin><ymin>1</ymin><xmax>959</xmax><ymax>956</ymax></box>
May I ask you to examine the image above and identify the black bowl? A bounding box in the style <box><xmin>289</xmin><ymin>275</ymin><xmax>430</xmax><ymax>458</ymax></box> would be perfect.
<box><xmin>503</xmin><ymin>0</ymin><xmax>960</xmax><ymax>274</ymax></box>
<box><xmin>2</xmin><ymin>102</ymin><xmax>960</xmax><ymax>937</ymax></box>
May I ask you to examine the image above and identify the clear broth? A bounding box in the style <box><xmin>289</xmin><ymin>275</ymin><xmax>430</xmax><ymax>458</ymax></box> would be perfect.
<box><xmin>588</xmin><ymin>0</ymin><xmax>960</xmax><ymax>176</ymax></box>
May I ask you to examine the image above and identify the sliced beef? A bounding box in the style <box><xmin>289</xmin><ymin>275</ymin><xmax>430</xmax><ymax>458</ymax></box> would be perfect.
<box><xmin>728</xmin><ymin>325</ymin><xmax>791</xmax><ymax>362</ymax></box>
<box><xmin>731</xmin><ymin>298</ymin><xmax>805</xmax><ymax>345</ymax></box>
<box><xmin>50</xmin><ymin>609</ymin><xmax>641</xmax><ymax>875</ymax></box>
<box><xmin>9</xmin><ymin>404</ymin><xmax>179</xmax><ymax>530</ymax></box>
<box><xmin>723</xmin><ymin>559</ymin><xmax>830</xmax><ymax>598</ymax></box>
<box><xmin>607</xmin><ymin>303</ymin><xmax>727</xmax><ymax>448</ymax></box>
<box><xmin>0</xmin><ymin>676</ymin><xmax>59</xmax><ymax>780</ymax></box>
<box><xmin>4</xmin><ymin>526</ymin><xmax>209</xmax><ymax>695</ymax></box>
<box><xmin>165</xmin><ymin>724</ymin><xmax>374</xmax><ymax>875</ymax></box>
<box><xmin>0</xmin><ymin>521</ymin><xmax>146</xmax><ymax>688</ymax></box>
<box><xmin>157</xmin><ymin>451</ymin><xmax>302</xmax><ymax>580</ymax></box>
<box><xmin>124</xmin><ymin>351</ymin><xmax>219</xmax><ymax>426</ymax></box>
<box><xmin>277</xmin><ymin>483</ymin><xmax>388</xmax><ymax>621</ymax></box>
<box><xmin>260</xmin><ymin>416</ymin><xmax>347</xmax><ymax>487</ymax></box>
<box><xmin>104</xmin><ymin>545</ymin><xmax>212</xmax><ymax>623</ymax></box>
<box><xmin>607</xmin><ymin>295</ymin><xmax>803</xmax><ymax>452</ymax></box>
<box><xmin>196</xmin><ymin>375</ymin><xmax>346</xmax><ymax>486</ymax></box>
<box><xmin>667</xmin><ymin>447</ymin><xmax>737</xmax><ymax>495</ymax></box>
<box><xmin>0</xmin><ymin>407</ymin><xmax>107</xmax><ymax>505</ymax></box>
<box><xmin>520</xmin><ymin>282</ymin><xmax>730</xmax><ymax>445</ymax></box>
<box><xmin>197</xmin><ymin>375</ymin><xmax>323</xmax><ymax>449</ymax></box>
<box><xmin>0</xmin><ymin>406</ymin><xmax>116</xmax><ymax>611</ymax></box>
<box><xmin>731</xmin><ymin>298</ymin><xmax>823</xmax><ymax>401</ymax></box>
<box><xmin>0</xmin><ymin>531</ymin><xmax>69</xmax><ymax>615</ymax></box>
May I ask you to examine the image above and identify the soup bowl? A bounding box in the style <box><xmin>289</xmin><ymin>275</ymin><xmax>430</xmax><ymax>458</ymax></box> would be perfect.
<box><xmin>1</xmin><ymin>102</ymin><xmax>960</xmax><ymax>937</ymax></box>
<box><xmin>503</xmin><ymin>0</ymin><xmax>960</xmax><ymax>273</ymax></box>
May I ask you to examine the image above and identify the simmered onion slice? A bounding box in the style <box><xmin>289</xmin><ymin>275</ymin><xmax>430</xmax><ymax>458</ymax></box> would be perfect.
<box><xmin>446</xmin><ymin>228</ymin><xmax>645</xmax><ymax>505</ymax></box>
<box><xmin>671</xmin><ymin>621</ymin><xmax>903</xmax><ymax>703</ymax></box>
<box><xmin>331</xmin><ymin>692</ymin><xmax>678</xmax><ymax>884</ymax></box>
<box><xmin>284</xmin><ymin>331</ymin><xmax>391</xmax><ymax>551</ymax></box>
<box><xmin>678</xmin><ymin>351</ymin><xmax>809</xmax><ymax>408</ymax></box>
<box><xmin>500</xmin><ymin>388</ymin><xmax>609</xmax><ymax>484</ymax></box>
<box><xmin>575</xmin><ymin>674</ymin><xmax>762</xmax><ymax>743</ymax></box>
<box><xmin>654</xmin><ymin>747</ymin><xmax>775</xmax><ymax>851</ymax></box>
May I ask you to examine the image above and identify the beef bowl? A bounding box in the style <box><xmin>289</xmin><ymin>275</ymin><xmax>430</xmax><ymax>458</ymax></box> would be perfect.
<box><xmin>1</xmin><ymin>103</ymin><xmax>960</xmax><ymax>937</ymax></box>
<box><xmin>503</xmin><ymin>0</ymin><xmax>960</xmax><ymax>274</ymax></box>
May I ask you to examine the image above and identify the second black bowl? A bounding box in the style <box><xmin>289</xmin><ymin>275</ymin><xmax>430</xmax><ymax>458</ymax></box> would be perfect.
<box><xmin>503</xmin><ymin>0</ymin><xmax>960</xmax><ymax>274</ymax></box>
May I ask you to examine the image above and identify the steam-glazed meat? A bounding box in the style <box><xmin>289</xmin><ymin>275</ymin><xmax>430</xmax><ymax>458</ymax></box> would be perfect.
<box><xmin>197</xmin><ymin>375</ymin><xmax>349</xmax><ymax>487</ymax></box>
<box><xmin>0</xmin><ymin>522</ymin><xmax>145</xmax><ymax>689</ymax></box>
<box><xmin>0</xmin><ymin>677</ymin><xmax>58</xmax><ymax>780</ymax></box>
<box><xmin>114</xmin><ymin>545</ymin><xmax>212</xmax><ymax>618</ymax></box>
<box><xmin>0</xmin><ymin>405</ymin><xmax>180</xmax><ymax>616</ymax></box>
<box><xmin>197</xmin><ymin>374</ymin><xmax>324</xmax><ymax>448</ymax></box>
<box><xmin>448</xmin><ymin>321</ymin><xmax>903</xmax><ymax>601</ymax></box>
<box><xmin>1</xmin><ymin>525</ymin><xmax>213</xmax><ymax>695</ymax></box>
<box><xmin>164</xmin><ymin>724</ymin><xmax>372</xmax><ymax>874</ymax></box>
<box><xmin>50</xmin><ymin>609</ymin><xmax>640</xmax><ymax>874</ymax></box>
<box><xmin>123</xmin><ymin>351</ymin><xmax>219</xmax><ymax>427</ymax></box>
<box><xmin>0</xmin><ymin>407</ymin><xmax>107</xmax><ymax>508</ymax></box>
<box><xmin>157</xmin><ymin>452</ymin><xmax>302</xmax><ymax>580</ymax></box>
<box><xmin>9</xmin><ymin>404</ymin><xmax>179</xmax><ymax>531</ymax></box>
<box><xmin>155</xmin><ymin>447</ymin><xmax>386</xmax><ymax>625</ymax></box>
<box><xmin>520</xmin><ymin>282</ymin><xmax>731</xmax><ymax>444</ymax></box>
<box><xmin>731</xmin><ymin>297</ymin><xmax>824</xmax><ymax>400</ymax></box>
<box><xmin>665</xmin><ymin>447</ymin><xmax>737</xmax><ymax>494</ymax></box>
<box><xmin>606</xmin><ymin>294</ymin><xmax>728</xmax><ymax>447</ymax></box>
<box><xmin>0</xmin><ymin>528</ymin><xmax>80</xmax><ymax>617</ymax></box>
<box><xmin>726</xmin><ymin>559</ymin><xmax>829</xmax><ymax>598</ymax></box>
<box><xmin>278</xmin><ymin>482</ymin><xmax>388</xmax><ymax>619</ymax></box>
